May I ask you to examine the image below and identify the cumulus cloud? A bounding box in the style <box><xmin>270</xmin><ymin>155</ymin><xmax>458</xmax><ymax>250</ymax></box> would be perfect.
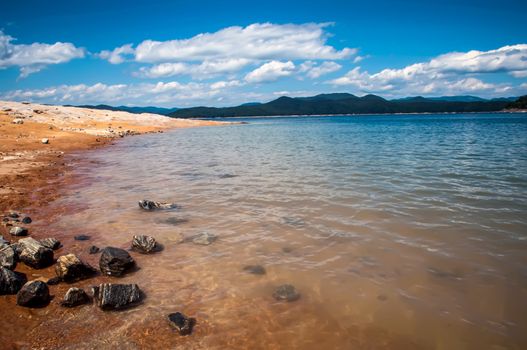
<box><xmin>99</xmin><ymin>23</ymin><xmax>356</xmax><ymax>79</ymax></box>
<box><xmin>98</xmin><ymin>44</ymin><xmax>134</xmax><ymax>64</ymax></box>
<box><xmin>133</xmin><ymin>23</ymin><xmax>354</xmax><ymax>63</ymax></box>
<box><xmin>137</xmin><ymin>58</ymin><xmax>252</xmax><ymax>79</ymax></box>
<box><xmin>0</xmin><ymin>31</ymin><xmax>85</xmax><ymax>77</ymax></box>
<box><xmin>244</xmin><ymin>60</ymin><xmax>295</xmax><ymax>83</ymax></box>
<box><xmin>329</xmin><ymin>44</ymin><xmax>527</xmax><ymax>96</ymax></box>
<box><xmin>299</xmin><ymin>61</ymin><xmax>342</xmax><ymax>78</ymax></box>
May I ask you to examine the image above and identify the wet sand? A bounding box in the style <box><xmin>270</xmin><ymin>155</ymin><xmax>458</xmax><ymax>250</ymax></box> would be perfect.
<box><xmin>0</xmin><ymin>101</ymin><xmax>226</xmax><ymax>349</ymax></box>
<box><xmin>0</xmin><ymin>101</ymin><xmax>224</xmax><ymax>212</ymax></box>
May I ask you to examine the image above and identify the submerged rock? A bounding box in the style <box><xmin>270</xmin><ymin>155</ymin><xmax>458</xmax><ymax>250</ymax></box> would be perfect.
<box><xmin>0</xmin><ymin>245</ymin><xmax>17</xmax><ymax>270</ymax></box>
<box><xmin>0</xmin><ymin>267</ymin><xmax>27</xmax><ymax>294</ymax></box>
<box><xmin>131</xmin><ymin>235</ymin><xmax>157</xmax><ymax>254</ymax></box>
<box><xmin>6</xmin><ymin>212</ymin><xmax>19</xmax><ymax>219</ymax></box>
<box><xmin>46</xmin><ymin>276</ymin><xmax>61</xmax><ymax>285</ymax></box>
<box><xmin>99</xmin><ymin>247</ymin><xmax>135</xmax><ymax>276</ymax></box>
<box><xmin>272</xmin><ymin>284</ymin><xmax>300</xmax><ymax>302</ymax></box>
<box><xmin>89</xmin><ymin>245</ymin><xmax>100</xmax><ymax>254</ymax></box>
<box><xmin>21</xmin><ymin>216</ymin><xmax>32</xmax><ymax>224</ymax></box>
<box><xmin>168</xmin><ymin>312</ymin><xmax>196</xmax><ymax>336</ymax></box>
<box><xmin>17</xmin><ymin>280</ymin><xmax>50</xmax><ymax>307</ymax></box>
<box><xmin>92</xmin><ymin>283</ymin><xmax>142</xmax><ymax>310</ymax></box>
<box><xmin>190</xmin><ymin>232</ymin><xmax>217</xmax><ymax>246</ymax></box>
<box><xmin>74</xmin><ymin>234</ymin><xmax>91</xmax><ymax>241</ymax></box>
<box><xmin>61</xmin><ymin>287</ymin><xmax>90</xmax><ymax>307</ymax></box>
<box><xmin>40</xmin><ymin>237</ymin><xmax>61</xmax><ymax>250</ymax></box>
<box><xmin>9</xmin><ymin>226</ymin><xmax>28</xmax><ymax>236</ymax></box>
<box><xmin>18</xmin><ymin>237</ymin><xmax>54</xmax><ymax>269</ymax></box>
<box><xmin>0</xmin><ymin>235</ymin><xmax>10</xmax><ymax>248</ymax></box>
<box><xmin>55</xmin><ymin>254</ymin><xmax>97</xmax><ymax>282</ymax></box>
<box><xmin>243</xmin><ymin>265</ymin><xmax>266</xmax><ymax>275</ymax></box>
<box><xmin>138</xmin><ymin>199</ymin><xmax>178</xmax><ymax>211</ymax></box>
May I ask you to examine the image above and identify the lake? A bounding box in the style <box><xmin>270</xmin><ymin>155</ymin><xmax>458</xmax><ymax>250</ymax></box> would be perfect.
<box><xmin>50</xmin><ymin>113</ymin><xmax>527</xmax><ymax>349</ymax></box>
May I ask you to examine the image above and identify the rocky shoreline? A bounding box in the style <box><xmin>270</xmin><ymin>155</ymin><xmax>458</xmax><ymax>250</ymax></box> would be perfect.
<box><xmin>1</xmin><ymin>199</ymin><xmax>302</xmax><ymax>347</ymax></box>
<box><xmin>0</xmin><ymin>101</ymin><xmax>230</xmax><ymax>348</ymax></box>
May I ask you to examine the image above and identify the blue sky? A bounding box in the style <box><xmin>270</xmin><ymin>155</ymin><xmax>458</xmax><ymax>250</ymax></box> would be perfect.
<box><xmin>1</xmin><ymin>0</ymin><xmax>526</xmax><ymax>107</ymax></box>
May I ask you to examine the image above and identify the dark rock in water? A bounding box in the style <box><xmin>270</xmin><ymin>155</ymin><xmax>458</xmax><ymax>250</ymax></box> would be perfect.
<box><xmin>16</xmin><ymin>280</ymin><xmax>50</xmax><ymax>307</ymax></box>
<box><xmin>138</xmin><ymin>199</ymin><xmax>178</xmax><ymax>211</ymax></box>
<box><xmin>74</xmin><ymin>235</ymin><xmax>91</xmax><ymax>241</ymax></box>
<box><xmin>92</xmin><ymin>283</ymin><xmax>142</xmax><ymax>310</ymax></box>
<box><xmin>0</xmin><ymin>267</ymin><xmax>27</xmax><ymax>294</ymax></box>
<box><xmin>61</xmin><ymin>287</ymin><xmax>90</xmax><ymax>307</ymax></box>
<box><xmin>21</xmin><ymin>216</ymin><xmax>32</xmax><ymax>224</ymax></box>
<box><xmin>10</xmin><ymin>242</ymin><xmax>22</xmax><ymax>258</ymax></box>
<box><xmin>282</xmin><ymin>247</ymin><xmax>293</xmax><ymax>253</ymax></box>
<box><xmin>9</xmin><ymin>226</ymin><xmax>28</xmax><ymax>236</ymax></box>
<box><xmin>46</xmin><ymin>276</ymin><xmax>61</xmax><ymax>285</ymax></box>
<box><xmin>0</xmin><ymin>235</ymin><xmax>9</xmax><ymax>248</ymax></box>
<box><xmin>243</xmin><ymin>265</ymin><xmax>266</xmax><ymax>275</ymax></box>
<box><xmin>18</xmin><ymin>237</ymin><xmax>54</xmax><ymax>269</ymax></box>
<box><xmin>0</xmin><ymin>245</ymin><xmax>17</xmax><ymax>270</ymax></box>
<box><xmin>190</xmin><ymin>232</ymin><xmax>217</xmax><ymax>246</ymax></box>
<box><xmin>89</xmin><ymin>245</ymin><xmax>100</xmax><ymax>254</ymax></box>
<box><xmin>168</xmin><ymin>312</ymin><xmax>196</xmax><ymax>335</ymax></box>
<box><xmin>99</xmin><ymin>247</ymin><xmax>135</xmax><ymax>276</ymax></box>
<box><xmin>131</xmin><ymin>235</ymin><xmax>157</xmax><ymax>254</ymax></box>
<box><xmin>218</xmin><ymin>173</ymin><xmax>238</xmax><ymax>179</ymax></box>
<box><xmin>7</xmin><ymin>212</ymin><xmax>19</xmax><ymax>219</ymax></box>
<box><xmin>163</xmin><ymin>217</ymin><xmax>189</xmax><ymax>226</ymax></box>
<box><xmin>55</xmin><ymin>254</ymin><xmax>97</xmax><ymax>282</ymax></box>
<box><xmin>272</xmin><ymin>284</ymin><xmax>300</xmax><ymax>302</ymax></box>
<box><xmin>40</xmin><ymin>237</ymin><xmax>61</xmax><ymax>250</ymax></box>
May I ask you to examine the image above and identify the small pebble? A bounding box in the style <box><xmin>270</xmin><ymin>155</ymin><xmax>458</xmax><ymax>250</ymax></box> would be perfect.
<box><xmin>74</xmin><ymin>235</ymin><xmax>90</xmax><ymax>241</ymax></box>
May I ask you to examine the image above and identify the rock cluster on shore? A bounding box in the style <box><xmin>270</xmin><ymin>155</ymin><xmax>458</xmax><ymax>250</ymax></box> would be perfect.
<box><xmin>0</xmin><ymin>198</ymin><xmax>304</xmax><ymax>339</ymax></box>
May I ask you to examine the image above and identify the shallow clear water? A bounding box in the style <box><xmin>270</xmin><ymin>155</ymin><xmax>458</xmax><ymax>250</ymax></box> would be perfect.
<box><xmin>55</xmin><ymin>113</ymin><xmax>527</xmax><ymax>349</ymax></box>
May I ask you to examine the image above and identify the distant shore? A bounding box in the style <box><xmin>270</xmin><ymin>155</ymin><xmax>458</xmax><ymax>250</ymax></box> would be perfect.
<box><xmin>189</xmin><ymin>109</ymin><xmax>527</xmax><ymax>119</ymax></box>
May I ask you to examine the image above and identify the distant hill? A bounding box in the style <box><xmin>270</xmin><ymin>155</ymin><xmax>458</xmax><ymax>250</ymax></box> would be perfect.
<box><xmin>393</xmin><ymin>95</ymin><xmax>517</xmax><ymax>102</ymax></box>
<box><xmin>69</xmin><ymin>104</ymin><xmax>179</xmax><ymax>115</ymax></box>
<box><xmin>169</xmin><ymin>93</ymin><xmax>513</xmax><ymax>118</ymax></box>
<box><xmin>506</xmin><ymin>95</ymin><xmax>527</xmax><ymax>109</ymax></box>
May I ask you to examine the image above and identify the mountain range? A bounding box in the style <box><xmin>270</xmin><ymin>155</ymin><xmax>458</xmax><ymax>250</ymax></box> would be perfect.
<box><xmin>72</xmin><ymin>94</ymin><xmax>524</xmax><ymax>118</ymax></box>
<box><xmin>168</xmin><ymin>94</ymin><xmax>520</xmax><ymax>118</ymax></box>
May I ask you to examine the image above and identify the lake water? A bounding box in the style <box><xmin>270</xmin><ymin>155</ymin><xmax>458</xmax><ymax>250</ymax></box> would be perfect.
<box><xmin>49</xmin><ymin>113</ymin><xmax>527</xmax><ymax>349</ymax></box>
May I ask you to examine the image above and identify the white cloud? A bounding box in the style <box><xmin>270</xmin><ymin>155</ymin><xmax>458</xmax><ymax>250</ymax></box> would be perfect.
<box><xmin>244</xmin><ymin>60</ymin><xmax>295</xmax><ymax>83</ymax></box>
<box><xmin>98</xmin><ymin>44</ymin><xmax>134</xmax><ymax>64</ymax></box>
<box><xmin>0</xmin><ymin>79</ymin><xmax>249</xmax><ymax>107</ymax></box>
<box><xmin>137</xmin><ymin>58</ymin><xmax>252</xmax><ymax>79</ymax></box>
<box><xmin>0</xmin><ymin>31</ymin><xmax>85</xmax><ymax>77</ymax></box>
<box><xmin>329</xmin><ymin>44</ymin><xmax>527</xmax><ymax>96</ymax></box>
<box><xmin>98</xmin><ymin>23</ymin><xmax>355</xmax><ymax>79</ymax></box>
<box><xmin>353</xmin><ymin>55</ymin><xmax>366</xmax><ymax>63</ymax></box>
<box><xmin>133</xmin><ymin>23</ymin><xmax>354</xmax><ymax>63</ymax></box>
<box><xmin>299</xmin><ymin>61</ymin><xmax>341</xmax><ymax>78</ymax></box>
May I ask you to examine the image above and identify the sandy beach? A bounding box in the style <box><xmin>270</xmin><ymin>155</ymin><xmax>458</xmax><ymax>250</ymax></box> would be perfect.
<box><xmin>0</xmin><ymin>101</ymin><xmax>231</xmax><ymax>348</ymax></box>
<box><xmin>0</xmin><ymin>101</ymin><xmax>224</xmax><ymax>212</ymax></box>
